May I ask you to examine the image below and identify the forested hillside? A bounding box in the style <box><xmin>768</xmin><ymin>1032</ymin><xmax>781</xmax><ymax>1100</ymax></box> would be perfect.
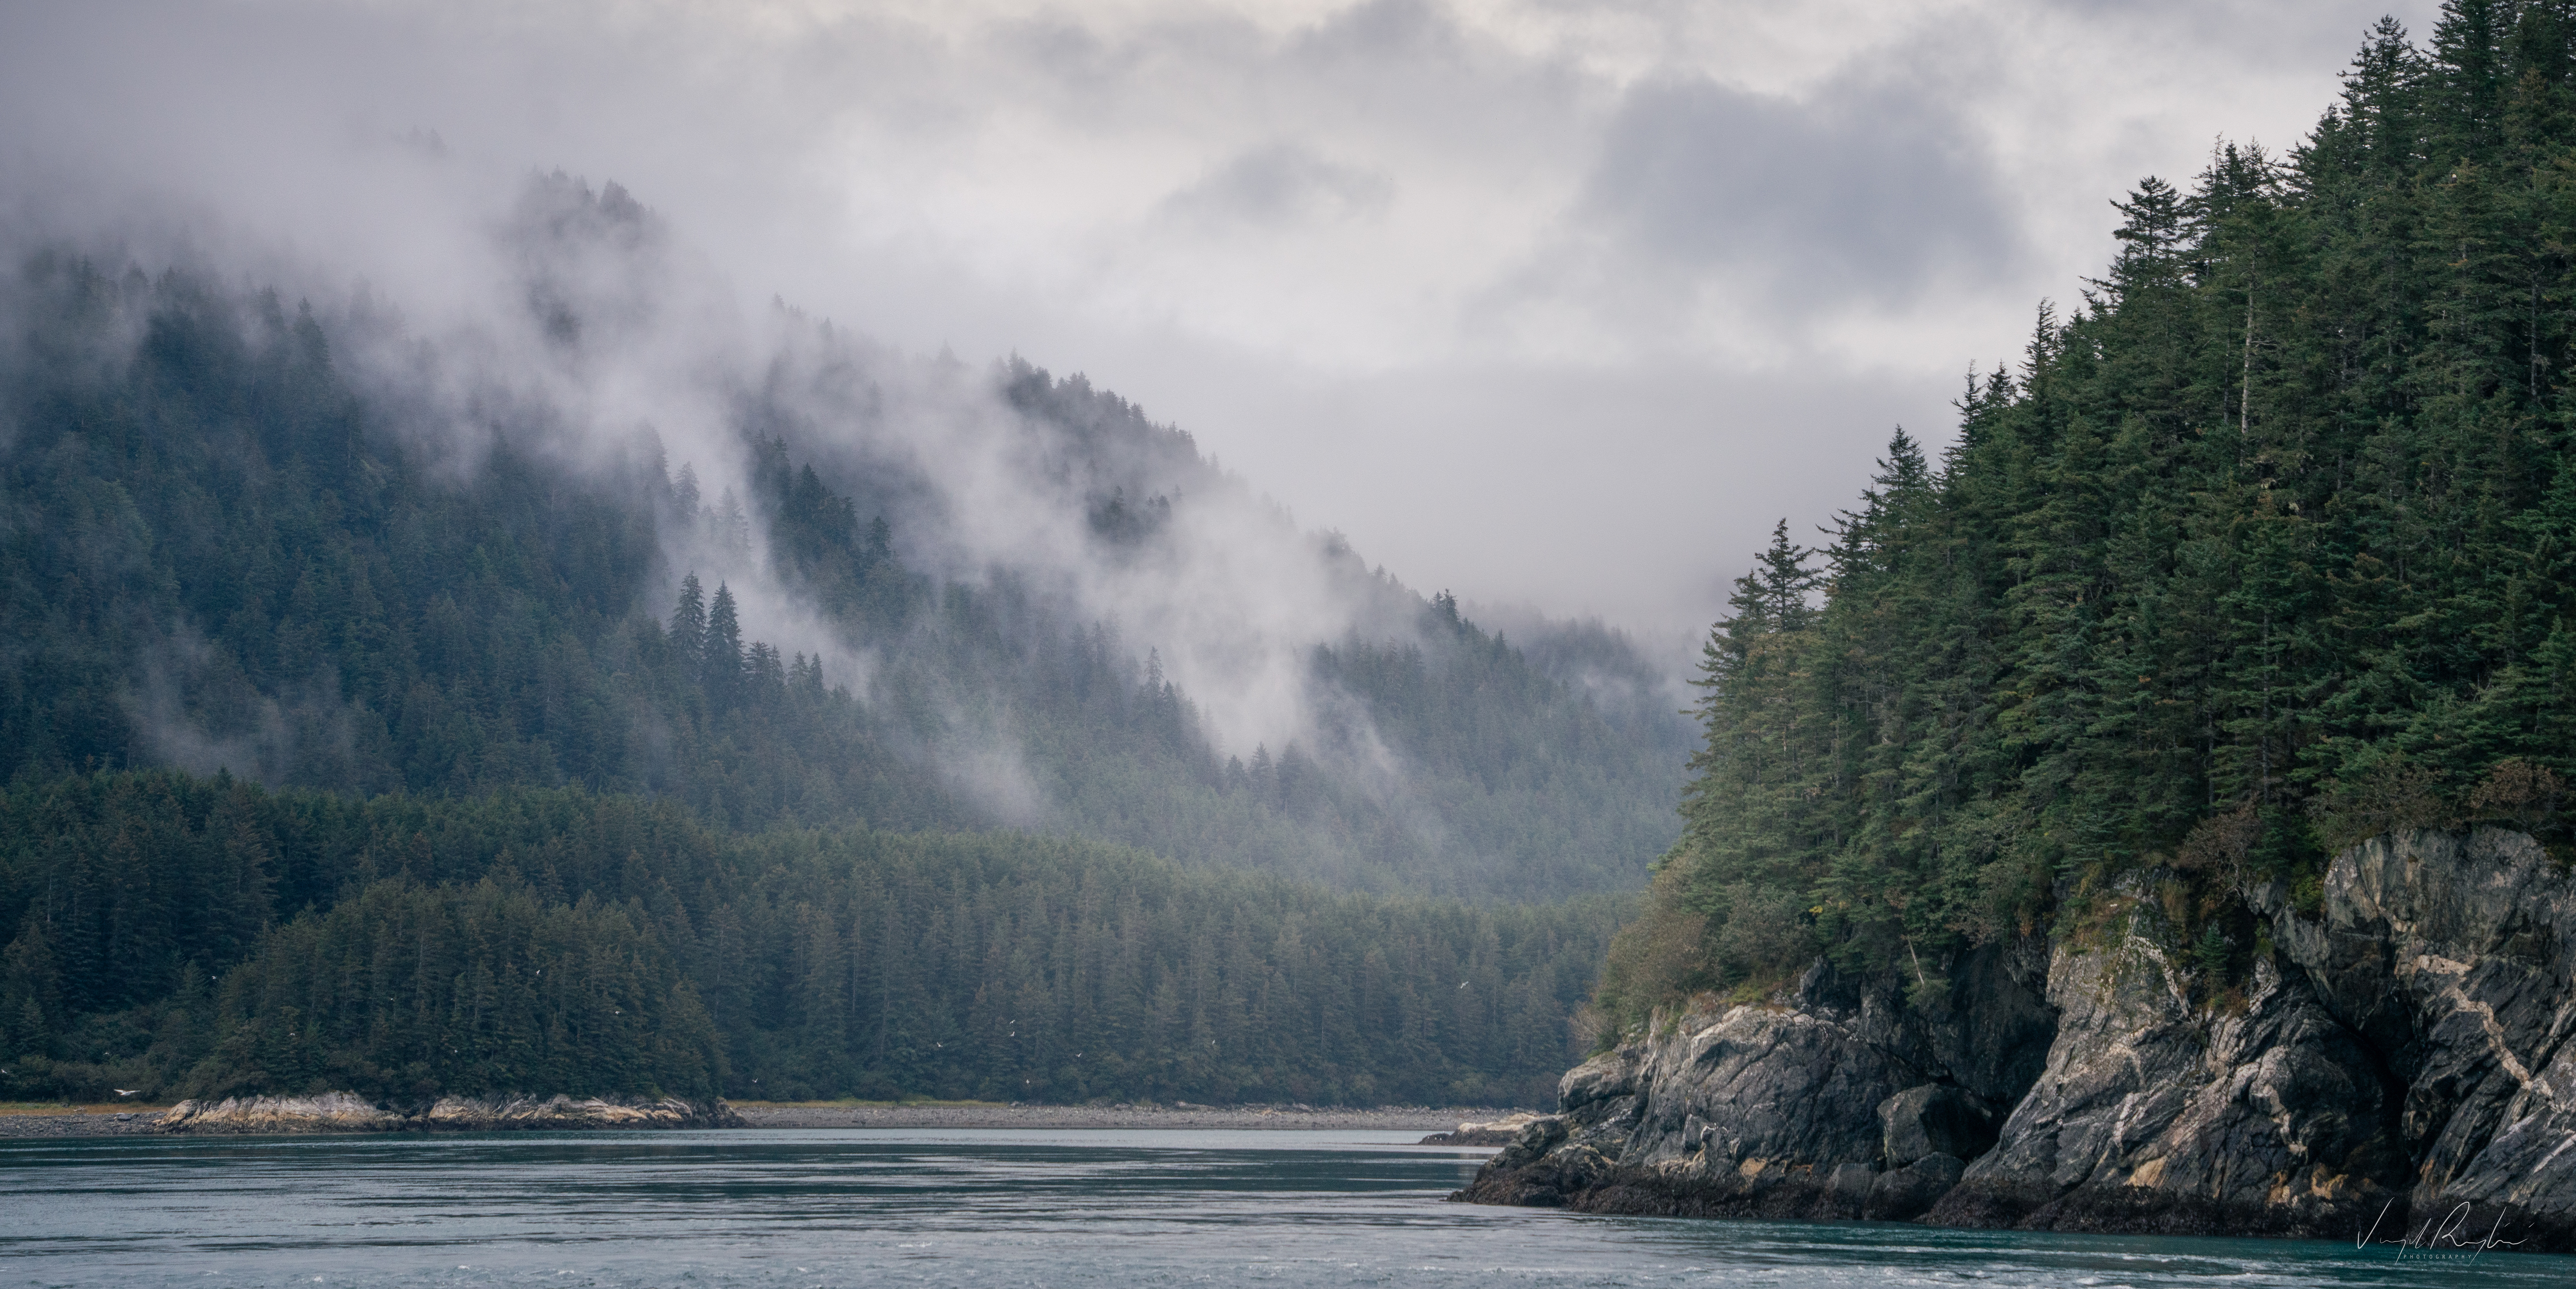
<box><xmin>0</xmin><ymin>171</ymin><xmax>1695</xmax><ymax>1105</ymax></box>
<box><xmin>0</xmin><ymin>213</ymin><xmax>1685</xmax><ymax>901</ymax></box>
<box><xmin>1604</xmin><ymin>5</ymin><xmax>2576</xmax><ymax>1022</ymax></box>
<box><xmin>0</xmin><ymin>772</ymin><xmax>1619</xmax><ymax>1106</ymax></box>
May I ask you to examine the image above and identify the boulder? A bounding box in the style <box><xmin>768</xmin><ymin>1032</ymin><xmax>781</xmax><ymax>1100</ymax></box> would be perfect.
<box><xmin>1865</xmin><ymin>1153</ymin><xmax>1965</xmax><ymax>1221</ymax></box>
<box><xmin>1419</xmin><ymin>1111</ymin><xmax>1548</xmax><ymax>1146</ymax></box>
<box><xmin>1877</xmin><ymin>1084</ymin><xmax>1995</xmax><ymax>1168</ymax></box>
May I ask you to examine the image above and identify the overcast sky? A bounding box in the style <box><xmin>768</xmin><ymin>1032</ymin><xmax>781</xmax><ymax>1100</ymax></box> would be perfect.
<box><xmin>1</xmin><ymin>0</ymin><xmax>2438</xmax><ymax>656</ymax></box>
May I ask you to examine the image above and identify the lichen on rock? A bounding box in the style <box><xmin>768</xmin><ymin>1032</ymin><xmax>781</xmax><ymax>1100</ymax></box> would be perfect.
<box><xmin>155</xmin><ymin>1093</ymin><xmax>740</xmax><ymax>1134</ymax></box>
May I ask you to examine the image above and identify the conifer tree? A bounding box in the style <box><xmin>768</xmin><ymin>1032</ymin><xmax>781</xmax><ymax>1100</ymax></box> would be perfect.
<box><xmin>670</xmin><ymin>574</ymin><xmax>707</xmax><ymax>674</ymax></box>
<box><xmin>1602</xmin><ymin>10</ymin><xmax>2576</xmax><ymax>1027</ymax></box>
<box><xmin>705</xmin><ymin>583</ymin><xmax>744</xmax><ymax>703</ymax></box>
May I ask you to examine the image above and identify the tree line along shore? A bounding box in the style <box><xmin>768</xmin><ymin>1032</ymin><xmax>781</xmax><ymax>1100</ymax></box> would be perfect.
<box><xmin>1</xmin><ymin>774</ymin><xmax>1621</xmax><ymax>1109</ymax></box>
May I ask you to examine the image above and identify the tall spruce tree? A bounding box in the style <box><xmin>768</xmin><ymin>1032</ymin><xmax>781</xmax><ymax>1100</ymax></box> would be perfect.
<box><xmin>1602</xmin><ymin>6</ymin><xmax>2576</xmax><ymax>1028</ymax></box>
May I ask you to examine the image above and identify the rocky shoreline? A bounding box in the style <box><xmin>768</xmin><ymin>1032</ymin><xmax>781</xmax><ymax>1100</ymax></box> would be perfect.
<box><xmin>1417</xmin><ymin>1112</ymin><xmax>1551</xmax><ymax>1146</ymax></box>
<box><xmin>0</xmin><ymin>1109</ymin><xmax>168</xmax><ymax>1139</ymax></box>
<box><xmin>735</xmin><ymin>1103</ymin><xmax>1513</xmax><ymax>1133</ymax></box>
<box><xmin>0</xmin><ymin>1093</ymin><xmax>740</xmax><ymax>1137</ymax></box>
<box><xmin>151</xmin><ymin>1092</ymin><xmax>742</xmax><ymax>1134</ymax></box>
<box><xmin>0</xmin><ymin>1098</ymin><xmax>1522</xmax><ymax>1139</ymax></box>
<box><xmin>1455</xmin><ymin>826</ymin><xmax>2576</xmax><ymax>1253</ymax></box>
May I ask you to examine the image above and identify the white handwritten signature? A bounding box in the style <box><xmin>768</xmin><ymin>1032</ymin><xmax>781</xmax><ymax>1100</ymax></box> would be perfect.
<box><xmin>2358</xmin><ymin>1198</ymin><xmax>2528</xmax><ymax>1262</ymax></box>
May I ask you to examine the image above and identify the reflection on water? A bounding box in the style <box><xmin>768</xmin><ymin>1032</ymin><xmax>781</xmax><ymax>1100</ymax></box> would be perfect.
<box><xmin>4</xmin><ymin>1129</ymin><xmax>2567</xmax><ymax>1286</ymax></box>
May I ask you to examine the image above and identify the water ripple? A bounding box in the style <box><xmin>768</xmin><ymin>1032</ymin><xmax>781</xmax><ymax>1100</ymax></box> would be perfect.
<box><xmin>3</xmin><ymin>1130</ymin><xmax>2565</xmax><ymax>1287</ymax></box>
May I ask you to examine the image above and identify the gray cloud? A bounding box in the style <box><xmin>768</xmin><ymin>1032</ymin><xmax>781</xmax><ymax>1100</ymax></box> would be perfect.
<box><xmin>1583</xmin><ymin>71</ymin><xmax>2022</xmax><ymax>307</ymax></box>
<box><xmin>1161</xmin><ymin>143</ymin><xmax>1396</xmax><ymax>229</ymax></box>
<box><xmin>0</xmin><ymin>0</ymin><xmax>2447</xmax><ymax>655</ymax></box>
<box><xmin>1291</xmin><ymin>0</ymin><xmax>1470</xmax><ymax>64</ymax></box>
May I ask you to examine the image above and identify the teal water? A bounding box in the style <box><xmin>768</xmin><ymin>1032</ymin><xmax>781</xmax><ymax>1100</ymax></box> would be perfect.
<box><xmin>3</xmin><ymin>1129</ymin><xmax>2565</xmax><ymax>1286</ymax></box>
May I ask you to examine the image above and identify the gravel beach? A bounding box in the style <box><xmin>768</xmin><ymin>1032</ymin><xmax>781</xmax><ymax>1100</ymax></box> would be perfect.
<box><xmin>0</xmin><ymin>1102</ymin><xmax>1529</xmax><ymax>1138</ymax></box>
<box><xmin>730</xmin><ymin>1103</ymin><xmax>1524</xmax><ymax>1132</ymax></box>
<box><xmin>0</xmin><ymin>1109</ymin><xmax>170</xmax><ymax>1139</ymax></box>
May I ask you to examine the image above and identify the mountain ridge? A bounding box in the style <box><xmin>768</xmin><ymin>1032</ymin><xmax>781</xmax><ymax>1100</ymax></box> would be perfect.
<box><xmin>0</xmin><ymin>183</ymin><xmax>1689</xmax><ymax>900</ymax></box>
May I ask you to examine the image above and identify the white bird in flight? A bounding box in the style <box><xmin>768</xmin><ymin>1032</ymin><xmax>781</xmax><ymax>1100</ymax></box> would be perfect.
<box><xmin>113</xmin><ymin>1089</ymin><xmax>140</xmax><ymax>1098</ymax></box>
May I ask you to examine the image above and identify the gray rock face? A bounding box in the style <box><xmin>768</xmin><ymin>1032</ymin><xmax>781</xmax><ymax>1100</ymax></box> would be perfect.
<box><xmin>1453</xmin><ymin>942</ymin><xmax>2053</xmax><ymax>1219</ymax></box>
<box><xmin>1904</xmin><ymin>935</ymin><xmax>2060</xmax><ymax>1108</ymax></box>
<box><xmin>1459</xmin><ymin>827</ymin><xmax>2576</xmax><ymax>1248</ymax></box>
<box><xmin>1609</xmin><ymin>969</ymin><xmax>1914</xmax><ymax>1182</ymax></box>
<box><xmin>1866</xmin><ymin>1153</ymin><xmax>1965</xmax><ymax>1221</ymax></box>
<box><xmin>1930</xmin><ymin>927</ymin><xmax>2403</xmax><ymax>1237</ymax></box>
<box><xmin>2265</xmin><ymin>829</ymin><xmax>2576</xmax><ymax>1241</ymax></box>
<box><xmin>1879</xmin><ymin>1085</ymin><xmax>1995</xmax><ymax>1168</ymax></box>
<box><xmin>1419</xmin><ymin>1112</ymin><xmax>1549</xmax><ymax>1146</ymax></box>
<box><xmin>155</xmin><ymin>1092</ymin><xmax>406</xmax><ymax>1134</ymax></box>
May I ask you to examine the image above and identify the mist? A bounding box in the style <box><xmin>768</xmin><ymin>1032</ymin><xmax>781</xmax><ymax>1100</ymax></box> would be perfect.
<box><xmin>0</xmin><ymin>0</ymin><xmax>2466</xmax><ymax>902</ymax></box>
<box><xmin>0</xmin><ymin>0</ymin><xmax>2445</xmax><ymax>655</ymax></box>
<box><xmin>0</xmin><ymin>48</ymin><xmax>1464</xmax><ymax>772</ymax></box>
<box><xmin>0</xmin><ymin>133</ymin><xmax>1692</xmax><ymax>895</ymax></box>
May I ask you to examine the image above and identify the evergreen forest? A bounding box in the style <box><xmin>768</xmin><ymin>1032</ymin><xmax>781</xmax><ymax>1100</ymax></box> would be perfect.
<box><xmin>0</xmin><ymin>179</ymin><xmax>1680</xmax><ymax>1105</ymax></box>
<box><xmin>0</xmin><ymin>773</ymin><xmax>1618</xmax><ymax>1106</ymax></box>
<box><xmin>0</xmin><ymin>235</ymin><xmax>1685</xmax><ymax>902</ymax></box>
<box><xmin>1604</xmin><ymin>5</ymin><xmax>2576</xmax><ymax>1023</ymax></box>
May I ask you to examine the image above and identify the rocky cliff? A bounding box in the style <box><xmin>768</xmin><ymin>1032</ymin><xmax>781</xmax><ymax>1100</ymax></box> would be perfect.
<box><xmin>155</xmin><ymin>1092</ymin><xmax>740</xmax><ymax>1133</ymax></box>
<box><xmin>1459</xmin><ymin>827</ymin><xmax>2576</xmax><ymax>1250</ymax></box>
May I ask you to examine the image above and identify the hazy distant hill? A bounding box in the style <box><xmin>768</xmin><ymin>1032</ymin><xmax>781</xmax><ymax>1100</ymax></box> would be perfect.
<box><xmin>0</xmin><ymin>174</ymin><xmax>1689</xmax><ymax>903</ymax></box>
<box><xmin>0</xmin><ymin>174</ymin><xmax>1693</xmax><ymax>1104</ymax></box>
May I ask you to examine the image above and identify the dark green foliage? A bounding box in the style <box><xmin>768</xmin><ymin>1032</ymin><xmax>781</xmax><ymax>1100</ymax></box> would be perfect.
<box><xmin>0</xmin><ymin>253</ymin><xmax>958</xmax><ymax>833</ymax></box>
<box><xmin>2193</xmin><ymin>922</ymin><xmax>2230</xmax><ymax>980</ymax></box>
<box><xmin>0</xmin><ymin>772</ymin><xmax>1620</xmax><ymax>1105</ymax></box>
<box><xmin>1298</xmin><ymin>598</ymin><xmax>1694</xmax><ymax>897</ymax></box>
<box><xmin>1603</xmin><ymin>7</ymin><xmax>2576</xmax><ymax>1025</ymax></box>
<box><xmin>196</xmin><ymin>875</ymin><xmax>723</xmax><ymax>1103</ymax></box>
<box><xmin>0</xmin><ymin>193</ymin><xmax>1681</xmax><ymax>1102</ymax></box>
<box><xmin>0</xmin><ymin>246</ymin><xmax>1680</xmax><ymax>902</ymax></box>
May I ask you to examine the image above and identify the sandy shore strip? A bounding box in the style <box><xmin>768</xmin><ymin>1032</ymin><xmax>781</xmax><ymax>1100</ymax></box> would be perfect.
<box><xmin>0</xmin><ymin>1104</ymin><xmax>172</xmax><ymax>1139</ymax></box>
<box><xmin>731</xmin><ymin>1102</ymin><xmax>1527</xmax><ymax>1133</ymax></box>
<box><xmin>0</xmin><ymin>1100</ymin><xmax>1531</xmax><ymax>1139</ymax></box>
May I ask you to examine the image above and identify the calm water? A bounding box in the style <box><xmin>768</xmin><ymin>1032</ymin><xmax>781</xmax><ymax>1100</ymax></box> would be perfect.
<box><xmin>4</xmin><ymin>1129</ymin><xmax>2567</xmax><ymax>1287</ymax></box>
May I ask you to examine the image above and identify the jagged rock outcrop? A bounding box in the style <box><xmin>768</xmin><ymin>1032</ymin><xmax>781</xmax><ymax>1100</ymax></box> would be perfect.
<box><xmin>157</xmin><ymin>1092</ymin><xmax>740</xmax><ymax>1134</ymax></box>
<box><xmin>2268</xmin><ymin>828</ymin><xmax>2576</xmax><ymax>1244</ymax></box>
<box><xmin>1459</xmin><ymin>826</ymin><xmax>2576</xmax><ymax>1249</ymax></box>
<box><xmin>156</xmin><ymin>1092</ymin><xmax>408</xmax><ymax>1134</ymax></box>
<box><xmin>413</xmin><ymin>1094</ymin><xmax>736</xmax><ymax>1130</ymax></box>
<box><xmin>1453</xmin><ymin>937</ymin><xmax>2054</xmax><ymax>1219</ymax></box>
<box><xmin>1929</xmin><ymin>928</ymin><xmax>2404</xmax><ymax>1237</ymax></box>
<box><xmin>1937</xmin><ymin>828</ymin><xmax>2576</xmax><ymax>1243</ymax></box>
<box><xmin>1420</xmin><ymin>1112</ymin><xmax>1549</xmax><ymax>1146</ymax></box>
